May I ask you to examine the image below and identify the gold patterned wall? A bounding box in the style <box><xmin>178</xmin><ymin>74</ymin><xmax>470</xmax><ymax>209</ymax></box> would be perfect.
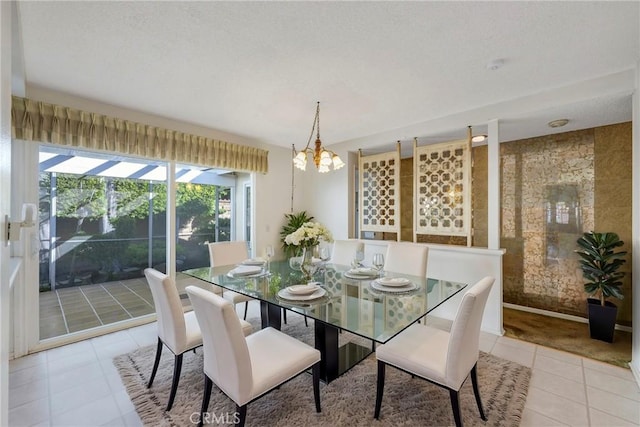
<box><xmin>400</xmin><ymin>158</ymin><xmax>414</xmax><ymax>242</ymax></box>
<box><xmin>594</xmin><ymin>123</ymin><xmax>632</xmax><ymax>324</ymax></box>
<box><xmin>473</xmin><ymin>123</ymin><xmax>632</xmax><ymax>325</ymax></box>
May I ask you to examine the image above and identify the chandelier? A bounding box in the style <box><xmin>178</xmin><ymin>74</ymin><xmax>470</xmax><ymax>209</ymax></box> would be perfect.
<box><xmin>292</xmin><ymin>102</ymin><xmax>345</xmax><ymax>173</ymax></box>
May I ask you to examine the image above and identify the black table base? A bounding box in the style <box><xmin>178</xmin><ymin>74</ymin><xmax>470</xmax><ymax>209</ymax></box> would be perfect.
<box><xmin>260</xmin><ymin>301</ymin><xmax>372</xmax><ymax>383</ymax></box>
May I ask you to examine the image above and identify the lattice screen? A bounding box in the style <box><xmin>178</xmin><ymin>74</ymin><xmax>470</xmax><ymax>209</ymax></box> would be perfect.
<box><xmin>359</xmin><ymin>150</ymin><xmax>400</xmax><ymax>234</ymax></box>
<box><xmin>414</xmin><ymin>139</ymin><xmax>471</xmax><ymax>237</ymax></box>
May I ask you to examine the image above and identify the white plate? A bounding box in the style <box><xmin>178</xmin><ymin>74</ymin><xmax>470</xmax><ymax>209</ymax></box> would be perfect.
<box><xmin>375</xmin><ymin>277</ymin><xmax>412</xmax><ymax>287</ymax></box>
<box><xmin>277</xmin><ymin>287</ymin><xmax>326</xmax><ymax>301</ymax></box>
<box><xmin>241</xmin><ymin>258</ymin><xmax>266</xmax><ymax>266</ymax></box>
<box><xmin>287</xmin><ymin>284</ymin><xmax>320</xmax><ymax>295</ymax></box>
<box><xmin>370</xmin><ymin>281</ymin><xmax>418</xmax><ymax>293</ymax></box>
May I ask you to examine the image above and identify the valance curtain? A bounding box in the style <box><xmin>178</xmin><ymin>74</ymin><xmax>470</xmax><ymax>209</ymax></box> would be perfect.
<box><xmin>10</xmin><ymin>96</ymin><xmax>269</xmax><ymax>173</ymax></box>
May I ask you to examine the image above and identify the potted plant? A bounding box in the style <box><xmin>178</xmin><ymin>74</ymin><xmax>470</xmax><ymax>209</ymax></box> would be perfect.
<box><xmin>279</xmin><ymin>211</ymin><xmax>315</xmax><ymax>258</ymax></box>
<box><xmin>575</xmin><ymin>231</ymin><xmax>627</xmax><ymax>343</ymax></box>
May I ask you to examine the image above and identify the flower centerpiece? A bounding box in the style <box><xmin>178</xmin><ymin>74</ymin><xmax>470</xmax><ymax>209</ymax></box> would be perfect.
<box><xmin>284</xmin><ymin>221</ymin><xmax>333</xmax><ymax>281</ymax></box>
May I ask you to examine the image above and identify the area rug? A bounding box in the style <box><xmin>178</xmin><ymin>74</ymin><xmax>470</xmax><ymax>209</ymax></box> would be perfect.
<box><xmin>114</xmin><ymin>314</ymin><xmax>531</xmax><ymax>426</ymax></box>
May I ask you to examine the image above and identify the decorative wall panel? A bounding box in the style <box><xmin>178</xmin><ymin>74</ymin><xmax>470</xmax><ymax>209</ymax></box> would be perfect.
<box><xmin>414</xmin><ymin>139</ymin><xmax>471</xmax><ymax>238</ymax></box>
<box><xmin>359</xmin><ymin>150</ymin><xmax>400</xmax><ymax>234</ymax></box>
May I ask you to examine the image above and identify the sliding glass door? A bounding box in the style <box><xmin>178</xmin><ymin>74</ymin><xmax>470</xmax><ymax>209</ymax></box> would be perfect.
<box><xmin>37</xmin><ymin>147</ymin><xmax>239</xmax><ymax>341</ymax></box>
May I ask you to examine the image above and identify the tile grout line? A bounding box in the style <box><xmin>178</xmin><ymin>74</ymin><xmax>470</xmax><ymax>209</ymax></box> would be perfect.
<box><xmin>582</xmin><ymin>356</ymin><xmax>593</xmax><ymax>427</ymax></box>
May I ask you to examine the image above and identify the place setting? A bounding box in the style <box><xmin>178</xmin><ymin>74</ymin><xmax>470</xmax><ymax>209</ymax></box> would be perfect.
<box><xmin>239</xmin><ymin>257</ymin><xmax>266</xmax><ymax>266</ymax></box>
<box><xmin>226</xmin><ymin>264</ymin><xmax>267</xmax><ymax>279</ymax></box>
<box><xmin>343</xmin><ymin>267</ymin><xmax>379</xmax><ymax>280</ymax></box>
<box><xmin>370</xmin><ymin>276</ymin><xmax>419</xmax><ymax>294</ymax></box>
<box><xmin>277</xmin><ymin>281</ymin><xmax>328</xmax><ymax>304</ymax></box>
<box><xmin>343</xmin><ymin>251</ymin><xmax>384</xmax><ymax>280</ymax></box>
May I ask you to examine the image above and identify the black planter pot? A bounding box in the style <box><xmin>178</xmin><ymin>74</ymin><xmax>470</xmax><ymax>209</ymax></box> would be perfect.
<box><xmin>587</xmin><ymin>298</ymin><xmax>617</xmax><ymax>343</ymax></box>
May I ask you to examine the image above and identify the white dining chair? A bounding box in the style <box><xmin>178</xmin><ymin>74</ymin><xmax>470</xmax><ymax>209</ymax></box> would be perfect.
<box><xmin>144</xmin><ymin>268</ymin><xmax>253</xmax><ymax>411</ymax></box>
<box><xmin>373</xmin><ymin>276</ymin><xmax>495</xmax><ymax>427</ymax></box>
<box><xmin>383</xmin><ymin>241</ymin><xmax>428</xmax><ymax>277</ymax></box>
<box><xmin>330</xmin><ymin>239</ymin><xmax>364</xmax><ymax>266</ymax></box>
<box><xmin>186</xmin><ymin>286</ymin><xmax>322</xmax><ymax>427</ymax></box>
<box><xmin>208</xmin><ymin>241</ymin><xmax>254</xmax><ymax>319</ymax></box>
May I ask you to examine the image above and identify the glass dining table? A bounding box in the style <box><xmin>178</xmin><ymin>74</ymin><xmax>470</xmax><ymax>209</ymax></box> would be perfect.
<box><xmin>183</xmin><ymin>260</ymin><xmax>466</xmax><ymax>383</ymax></box>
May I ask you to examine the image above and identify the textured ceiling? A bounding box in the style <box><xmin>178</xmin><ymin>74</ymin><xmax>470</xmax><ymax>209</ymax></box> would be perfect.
<box><xmin>15</xmin><ymin>1</ymin><xmax>639</xmax><ymax>152</ymax></box>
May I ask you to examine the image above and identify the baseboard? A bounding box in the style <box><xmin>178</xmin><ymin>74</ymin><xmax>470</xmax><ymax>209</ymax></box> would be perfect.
<box><xmin>503</xmin><ymin>303</ymin><xmax>632</xmax><ymax>333</ymax></box>
<box><xmin>630</xmin><ymin>362</ymin><xmax>640</xmax><ymax>389</ymax></box>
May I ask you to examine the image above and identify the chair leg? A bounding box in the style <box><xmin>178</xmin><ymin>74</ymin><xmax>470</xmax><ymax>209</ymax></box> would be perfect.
<box><xmin>236</xmin><ymin>404</ymin><xmax>247</xmax><ymax>427</ymax></box>
<box><xmin>470</xmin><ymin>363</ymin><xmax>487</xmax><ymax>420</ymax></box>
<box><xmin>198</xmin><ymin>376</ymin><xmax>213</xmax><ymax>427</ymax></box>
<box><xmin>243</xmin><ymin>301</ymin><xmax>249</xmax><ymax>320</ymax></box>
<box><xmin>312</xmin><ymin>362</ymin><xmax>321</xmax><ymax>412</ymax></box>
<box><xmin>147</xmin><ymin>338</ymin><xmax>163</xmax><ymax>388</ymax></box>
<box><xmin>374</xmin><ymin>360</ymin><xmax>386</xmax><ymax>419</ymax></box>
<box><xmin>166</xmin><ymin>353</ymin><xmax>183</xmax><ymax>411</ymax></box>
<box><xmin>449</xmin><ymin>388</ymin><xmax>463</xmax><ymax>427</ymax></box>
<box><xmin>283</xmin><ymin>308</ymin><xmax>287</xmax><ymax>324</ymax></box>
<box><xmin>304</xmin><ymin>315</ymin><xmax>308</xmax><ymax>327</ymax></box>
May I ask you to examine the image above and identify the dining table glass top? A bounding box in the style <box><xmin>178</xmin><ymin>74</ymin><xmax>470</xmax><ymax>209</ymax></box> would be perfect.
<box><xmin>183</xmin><ymin>260</ymin><xmax>467</xmax><ymax>344</ymax></box>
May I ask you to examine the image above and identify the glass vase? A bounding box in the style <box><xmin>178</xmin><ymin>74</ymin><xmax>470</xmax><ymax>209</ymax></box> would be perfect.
<box><xmin>300</xmin><ymin>246</ymin><xmax>318</xmax><ymax>283</ymax></box>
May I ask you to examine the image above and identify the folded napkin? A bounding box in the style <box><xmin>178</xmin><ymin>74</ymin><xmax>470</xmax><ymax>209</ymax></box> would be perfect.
<box><xmin>228</xmin><ymin>265</ymin><xmax>263</xmax><ymax>277</ymax></box>
<box><xmin>241</xmin><ymin>258</ymin><xmax>266</xmax><ymax>266</ymax></box>
<box><xmin>349</xmin><ymin>267</ymin><xmax>378</xmax><ymax>276</ymax></box>
<box><xmin>287</xmin><ymin>283</ymin><xmax>320</xmax><ymax>295</ymax></box>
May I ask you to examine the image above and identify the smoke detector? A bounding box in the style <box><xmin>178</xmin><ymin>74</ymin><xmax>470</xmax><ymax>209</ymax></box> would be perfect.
<box><xmin>486</xmin><ymin>59</ymin><xmax>504</xmax><ymax>70</ymax></box>
<box><xmin>548</xmin><ymin>119</ymin><xmax>569</xmax><ymax>128</ymax></box>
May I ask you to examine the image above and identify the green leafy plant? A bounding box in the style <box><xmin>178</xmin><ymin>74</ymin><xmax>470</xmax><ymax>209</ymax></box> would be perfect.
<box><xmin>575</xmin><ymin>231</ymin><xmax>627</xmax><ymax>306</ymax></box>
<box><xmin>280</xmin><ymin>211</ymin><xmax>314</xmax><ymax>258</ymax></box>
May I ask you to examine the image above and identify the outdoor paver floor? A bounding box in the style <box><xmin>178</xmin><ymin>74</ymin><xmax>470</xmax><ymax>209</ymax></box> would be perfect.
<box><xmin>39</xmin><ymin>272</ymin><xmax>212</xmax><ymax>339</ymax></box>
<box><xmin>39</xmin><ymin>277</ymin><xmax>155</xmax><ymax>339</ymax></box>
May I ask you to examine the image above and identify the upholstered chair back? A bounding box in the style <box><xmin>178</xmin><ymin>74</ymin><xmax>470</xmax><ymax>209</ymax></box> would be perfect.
<box><xmin>208</xmin><ymin>241</ymin><xmax>250</xmax><ymax>266</ymax></box>
<box><xmin>330</xmin><ymin>240</ymin><xmax>364</xmax><ymax>266</ymax></box>
<box><xmin>445</xmin><ymin>276</ymin><xmax>494</xmax><ymax>389</ymax></box>
<box><xmin>144</xmin><ymin>268</ymin><xmax>188</xmax><ymax>354</ymax></box>
<box><xmin>186</xmin><ymin>286</ymin><xmax>253</xmax><ymax>404</ymax></box>
<box><xmin>383</xmin><ymin>242</ymin><xmax>429</xmax><ymax>277</ymax></box>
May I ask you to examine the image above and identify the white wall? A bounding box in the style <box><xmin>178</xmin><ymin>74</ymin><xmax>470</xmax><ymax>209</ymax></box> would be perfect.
<box><xmin>0</xmin><ymin>2</ymin><xmax>13</xmax><ymax>424</ymax></box>
<box><xmin>253</xmin><ymin>144</ymin><xmax>298</xmax><ymax>259</ymax></box>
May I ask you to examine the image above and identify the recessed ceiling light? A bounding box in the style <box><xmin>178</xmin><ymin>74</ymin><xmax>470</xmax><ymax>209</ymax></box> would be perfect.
<box><xmin>471</xmin><ymin>135</ymin><xmax>487</xmax><ymax>143</ymax></box>
<box><xmin>548</xmin><ymin>119</ymin><xmax>569</xmax><ymax>128</ymax></box>
<box><xmin>486</xmin><ymin>59</ymin><xmax>504</xmax><ymax>70</ymax></box>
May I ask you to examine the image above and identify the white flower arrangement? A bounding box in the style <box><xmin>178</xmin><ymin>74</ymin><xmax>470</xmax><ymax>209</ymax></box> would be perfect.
<box><xmin>284</xmin><ymin>221</ymin><xmax>333</xmax><ymax>248</ymax></box>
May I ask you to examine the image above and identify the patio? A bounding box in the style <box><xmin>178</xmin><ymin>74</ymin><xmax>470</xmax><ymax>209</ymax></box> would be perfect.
<box><xmin>39</xmin><ymin>274</ymin><xmax>198</xmax><ymax>340</ymax></box>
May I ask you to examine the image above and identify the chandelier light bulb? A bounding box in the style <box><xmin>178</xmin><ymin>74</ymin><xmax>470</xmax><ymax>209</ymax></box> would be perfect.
<box><xmin>320</xmin><ymin>150</ymin><xmax>332</xmax><ymax>166</ymax></box>
<box><xmin>332</xmin><ymin>155</ymin><xmax>345</xmax><ymax>170</ymax></box>
<box><xmin>293</xmin><ymin>151</ymin><xmax>308</xmax><ymax>170</ymax></box>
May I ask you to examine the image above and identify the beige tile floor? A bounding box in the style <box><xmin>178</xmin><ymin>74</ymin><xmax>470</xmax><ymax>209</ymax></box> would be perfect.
<box><xmin>10</xmin><ymin>303</ymin><xmax>640</xmax><ymax>427</ymax></box>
